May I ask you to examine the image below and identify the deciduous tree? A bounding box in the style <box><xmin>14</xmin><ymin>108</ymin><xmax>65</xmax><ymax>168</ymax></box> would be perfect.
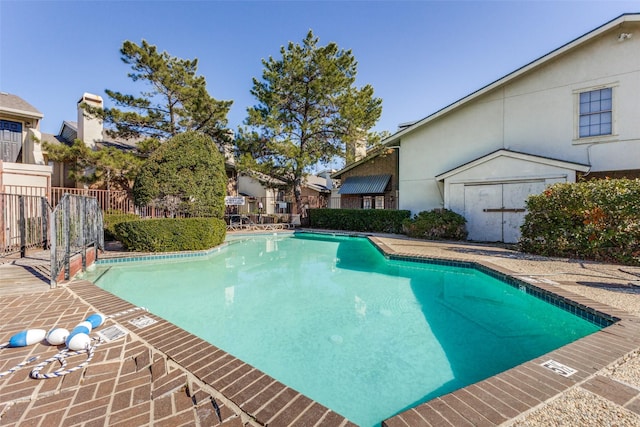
<box><xmin>133</xmin><ymin>131</ymin><xmax>227</xmax><ymax>218</ymax></box>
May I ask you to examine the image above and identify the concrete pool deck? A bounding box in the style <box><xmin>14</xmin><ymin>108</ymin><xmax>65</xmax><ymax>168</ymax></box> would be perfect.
<box><xmin>1</xmin><ymin>232</ymin><xmax>640</xmax><ymax>426</ymax></box>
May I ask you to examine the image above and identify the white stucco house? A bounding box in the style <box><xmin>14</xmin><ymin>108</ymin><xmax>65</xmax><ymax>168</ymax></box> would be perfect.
<box><xmin>380</xmin><ymin>13</ymin><xmax>640</xmax><ymax>243</ymax></box>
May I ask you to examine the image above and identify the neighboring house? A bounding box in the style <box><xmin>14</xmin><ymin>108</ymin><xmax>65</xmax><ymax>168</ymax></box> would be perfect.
<box><xmin>331</xmin><ymin>145</ymin><xmax>399</xmax><ymax>210</ymax></box>
<box><xmin>40</xmin><ymin>93</ymin><xmax>139</xmax><ymax>188</ymax></box>
<box><xmin>299</xmin><ymin>174</ymin><xmax>333</xmax><ymax>209</ymax></box>
<box><xmin>237</xmin><ymin>171</ymin><xmax>333</xmax><ymax>214</ymax></box>
<box><xmin>237</xmin><ymin>172</ymin><xmax>287</xmax><ymax>214</ymax></box>
<box><xmin>346</xmin><ymin>13</ymin><xmax>640</xmax><ymax>243</ymax></box>
<box><xmin>0</xmin><ymin>92</ymin><xmax>52</xmax><ymax>195</ymax></box>
<box><xmin>41</xmin><ymin>93</ymin><xmax>239</xmax><ymax>195</ymax></box>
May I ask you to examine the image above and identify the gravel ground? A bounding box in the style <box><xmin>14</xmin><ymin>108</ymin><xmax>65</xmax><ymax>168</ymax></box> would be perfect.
<box><xmin>604</xmin><ymin>350</ymin><xmax>640</xmax><ymax>388</ymax></box>
<box><xmin>509</xmin><ymin>388</ymin><xmax>640</xmax><ymax>427</ymax></box>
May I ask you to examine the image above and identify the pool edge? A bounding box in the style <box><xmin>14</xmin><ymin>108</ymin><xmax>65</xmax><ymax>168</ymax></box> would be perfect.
<box><xmin>365</xmin><ymin>235</ymin><xmax>640</xmax><ymax>427</ymax></box>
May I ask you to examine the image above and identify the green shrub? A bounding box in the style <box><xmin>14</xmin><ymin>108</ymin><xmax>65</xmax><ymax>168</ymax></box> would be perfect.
<box><xmin>103</xmin><ymin>213</ymin><xmax>139</xmax><ymax>241</ymax></box>
<box><xmin>114</xmin><ymin>217</ymin><xmax>226</xmax><ymax>252</ymax></box>
<box><xmin>133</xmin><ymin>131</ymin><xmax>227</xmax><ymax>218</ymax></box>
<box><xmin>520</xmin><ymin>179</ymin><xmax>640</xmax><ymax>265</ymax></box>
<box><xmin>402</xmin><ymin>209</ymin><xmax>467</xmax><ymax>240</ymax></box>
<box><xmin>308</xmin><ymin>209</ymin><xmax>411</xmax><ymax>233</ymax></box>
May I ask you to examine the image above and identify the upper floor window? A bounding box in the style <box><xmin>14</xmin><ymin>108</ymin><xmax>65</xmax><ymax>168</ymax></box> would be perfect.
<box><xmin>579</xmin><ymin>88</ymin><xmax>612</xmax><ymax>138</ymax></box>
<box><xmin>0</xmin><ymin>120</ymin><xmax>22</xmax><ymax>162</ymax></box>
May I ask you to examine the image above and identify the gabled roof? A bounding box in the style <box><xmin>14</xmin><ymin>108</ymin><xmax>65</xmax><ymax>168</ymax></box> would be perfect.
<box><xmin>59</xmin><ymin>121</ymin><xmax>78</xmax><ymax>144</ymax></box>
<box><xmin>40</xmin><ymin>132</ymin><xmax>68</xmax><ymax>145</ymax></box>
<box><xmin>303</xmin><ymin>174</ymin><xmax>331</xmax><ymax>193</ymax></box>
<box><xmin>0</xmin><ymin>92</ymin><xmax>43</xmax><ymax>119</ymax></box>
<box><xmin>241</xmin><ymin>170</ymin><xmax>287</xmax><ymax>187</ymax></box>
<box><xmin>435</xmin><ymin>149</ymin><xmax>590</xmax><ymax>181</ymax></box>
<box><xmin>331</xmin><ymin>145</ymin><xmax>397</xmax><ymax>179</ymax></box>
<box><xmin>384</xmin><ymin>13</ymin><xmax>640</xmax><ymax>146</ymax></box>
<box><xmin>54</xmin><ymin>120</ymin><xmax>137</xmax><ymax>151</ymax></box>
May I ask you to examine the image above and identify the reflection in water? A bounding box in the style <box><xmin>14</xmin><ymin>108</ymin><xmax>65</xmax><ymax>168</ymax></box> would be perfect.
<box><xmin>225</xmin><ymin>286</ymin><xmax>234</xmax><ymax>307</ymax></box>
<box><xmin>354</xmin><ymin>295</ymin><xmax>367</xmax><ymax>319</ymax></box>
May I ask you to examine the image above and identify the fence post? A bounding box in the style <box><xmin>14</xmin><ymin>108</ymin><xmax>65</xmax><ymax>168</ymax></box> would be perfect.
<box><xmin>64</xmin><ymin>195</ymin><xmax>70</xmax><ymax>281</ymax></box>
<box><xmin>41</xmin><ymin>197</ymin><xmax>49</xmax><ymax>249</ymax></box>
<box><xmin>19</xmin><ymin>196</ymin><xmax>26</xmax><ymax>258</ymax></box>
<box><xmin>80</xmin><ymin>197</ymin><xmax>86</xmax><ymax>271</ymax></box>
<box><xmin>50</xmin><ymin>205</ymin><xmax>57</xmax><ymax>288</ymax></box>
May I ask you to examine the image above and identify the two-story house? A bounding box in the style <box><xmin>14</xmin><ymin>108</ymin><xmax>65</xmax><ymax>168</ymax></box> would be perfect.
<box><xmin>340</xmin><ymin>13</ymin><xmax>640</xmax><ymax>243</ymax></box>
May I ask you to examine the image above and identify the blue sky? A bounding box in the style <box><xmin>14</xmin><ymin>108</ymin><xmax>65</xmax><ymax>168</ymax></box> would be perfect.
<box><xmin>1</xmin><ymin>1</ymin><xmax>639</xmax><ymax>137</ymax></box>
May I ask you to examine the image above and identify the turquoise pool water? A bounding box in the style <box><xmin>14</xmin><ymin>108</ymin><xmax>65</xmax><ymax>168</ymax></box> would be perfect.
<box><xmin>84</xmin><ymin>233</ymin><xmax>601</xmax><ymax>426</ymax></box>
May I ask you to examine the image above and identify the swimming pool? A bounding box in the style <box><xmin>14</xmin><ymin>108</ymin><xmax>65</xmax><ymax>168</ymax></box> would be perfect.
<box><xmin>84</xmin><ymin>233</ymin><xmax>602</xmax><ymax>426</ymax></box>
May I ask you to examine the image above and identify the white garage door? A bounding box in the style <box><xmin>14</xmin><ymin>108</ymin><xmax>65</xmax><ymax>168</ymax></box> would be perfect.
<box><xmin>464</xmin><ymin>181</ymin><xmax>546</xmax><ymax>243</ymax></box>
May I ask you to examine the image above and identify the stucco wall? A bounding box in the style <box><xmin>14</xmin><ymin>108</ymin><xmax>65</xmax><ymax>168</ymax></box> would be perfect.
<box><xmin>0</xmin><ymin>162</ymin><xmax>52</xmax><ymax>194</ymax></box>
<box><xmin>398</xmin><ymin>19</ymin><xmax>640</xmax><ymax>215</ymax></box>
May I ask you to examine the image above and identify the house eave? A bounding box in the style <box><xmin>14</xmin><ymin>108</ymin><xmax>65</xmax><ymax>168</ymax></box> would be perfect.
<box><xmin>388</xmin><ymin>13</ymin><xmax>640</xmax><ymax>142</ymax></box>
<box><xmin>0</xmin><ymin>106</ymin><xmax>44</xmax><ymax>120</ymax></box>
<box><xmin>435</xmin><ymin>149</ymin><xmax>591</xmax><ymax>181</ymax></box>
<box><xmin>331</xmin><ymin>143</ymin><xmax>399</xmax><ymax>179</ymax></box>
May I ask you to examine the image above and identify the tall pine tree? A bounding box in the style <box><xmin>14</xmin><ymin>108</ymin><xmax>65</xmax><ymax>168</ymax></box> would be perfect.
<box><xmin>238</xmin><ymin>31</ymin><xmax>383</xmax><ymax>214</ymax></box>
<box><xmin>85</xmin><ymin>40</ymin><xmax>233</xmax><ymax>150</ymax></box>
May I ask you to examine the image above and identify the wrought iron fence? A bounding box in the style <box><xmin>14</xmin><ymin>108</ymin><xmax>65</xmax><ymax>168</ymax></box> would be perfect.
<box><xmin>50</xmin><ymin>194</ymin><xmax>104</xmax><ymax>287</ymax></box>
<box><xmin>50</xmin><ymin>187</ymin><xmax>133</xmax><ymax>213</ymax></box>
<box><xmin>0</xmin><ymin>193</ymin><xmax>50</xmax><ymax>257</ymax></box>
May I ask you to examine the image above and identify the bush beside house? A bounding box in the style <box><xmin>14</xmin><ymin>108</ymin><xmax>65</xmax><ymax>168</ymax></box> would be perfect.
<box><xmin>133</xmin><ymin>131</ymin><xmax>227</xmax><ymax>218</ymax></box>
<box><xmin>105</xmin><ymin>131</ymin><xmax>229</xmax><ymax>252</ymax></box>
<box><xmin>520</xmin><ymin>179</ymin><xmax>640</xmax><ymax>265</ymax></box>
<box><xmin>402</xmin><ymin>209</ymin><xmax>467</xmax><ymax>240</ymax></box>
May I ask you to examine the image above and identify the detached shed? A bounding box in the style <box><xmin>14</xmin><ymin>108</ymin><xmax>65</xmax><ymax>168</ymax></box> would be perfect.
<box><xmin>436</xmin><ymin>150</ymin><xmax>589</xmax><ymax>243</ymax></box>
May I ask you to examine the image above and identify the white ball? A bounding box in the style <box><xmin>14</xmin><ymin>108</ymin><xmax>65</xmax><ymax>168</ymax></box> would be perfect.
<box><xmin>46</xmin><ymin>328</ymin><xmax>69</xmax><ymax>346</ymax></box>
<box><xmin>66</xmin><ymin>332</ymin><xmax>91</xmax><ymax>351</ymax></box>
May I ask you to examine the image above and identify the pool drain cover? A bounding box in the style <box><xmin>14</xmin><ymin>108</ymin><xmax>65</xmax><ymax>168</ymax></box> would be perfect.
<box><xmin>128</xmin><ymin>315</ymin><xmax>157</xmax><ymax>329</ymax></box>
<box><xmin>96</xmin><ymin>325</ymin><xmax>129</xmax><ymax>342</ymax></box>
<box><xmin>541</xmin><ymin>359</ymin><xmax>577</xmax><ymax>377</ymax></box>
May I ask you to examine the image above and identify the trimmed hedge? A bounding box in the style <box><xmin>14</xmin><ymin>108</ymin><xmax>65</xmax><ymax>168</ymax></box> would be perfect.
<box><xmin>103</xmin><ymin>213</ymin><xmax>140</xmax><ymax>241</ymax></box>
<box><xmin>114</xmin><ymin>218</ymin><xmax>226</xmax><ymax>252</ymax></box>
<box><xmin>308</xmin><ymin>209</ymin><xmax>411</xmax><ymax>233</ymax></box>
<box><xmin>402</xmin><ymin>209</ymin><xmax>467</xmax><ymax>240</ymax></box>
<box><xmin>520</xmin><ymin>179</ymin><xmax>640</xmax><ymax>265</ymax></box>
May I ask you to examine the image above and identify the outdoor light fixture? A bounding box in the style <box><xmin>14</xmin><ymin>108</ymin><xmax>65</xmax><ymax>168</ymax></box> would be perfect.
<box><xmin>618</xmin><ymin>33</ymin><xmax>633</xmax><ymax>41</ymax></box>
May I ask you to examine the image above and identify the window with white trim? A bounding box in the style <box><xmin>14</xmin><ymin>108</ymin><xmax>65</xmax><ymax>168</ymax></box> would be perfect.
<box><xmin>579</xmin><ymin>88</ymin><xmax>612</xmax><ymax>138</ymax></box>
<box><xmin>362</xmin><ymin>196</ymin><xmax>372</xmax><ymax>209</ymax></box>
<box><xmin>375</xmin><ymin>196</ymin><xmax>385</xmax><ymax>209</ymax></box>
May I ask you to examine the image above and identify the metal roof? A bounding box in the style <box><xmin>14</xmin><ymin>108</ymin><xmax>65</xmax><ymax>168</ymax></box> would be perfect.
<box><xmin>338</xmin><ymin>174</ymin><xmax>391</xmax><ymax>195</ymax></box>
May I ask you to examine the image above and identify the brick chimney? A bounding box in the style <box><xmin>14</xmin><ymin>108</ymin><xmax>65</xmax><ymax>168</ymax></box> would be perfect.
<box><xmin>77</xmin><ymin>93</ymin><xmax>103</xmax><ymax>149</ymax></box>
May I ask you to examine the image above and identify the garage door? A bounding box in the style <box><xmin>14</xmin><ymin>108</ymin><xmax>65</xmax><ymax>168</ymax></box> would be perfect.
<box><xmin>464</xmin><ymin>181</ymin><xmax>546</xmax><ymax>243</ymax></box>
